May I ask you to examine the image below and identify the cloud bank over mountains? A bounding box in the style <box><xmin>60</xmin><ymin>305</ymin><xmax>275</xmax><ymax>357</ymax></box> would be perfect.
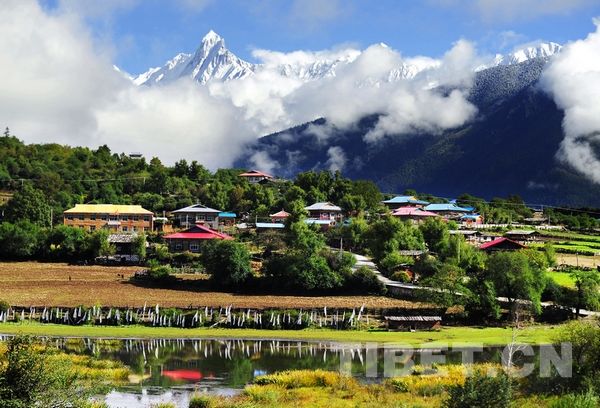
<box><xmin>2</xmin><ymin>0</ymin><xmax>600</xmax><ymax>186</ymax></box>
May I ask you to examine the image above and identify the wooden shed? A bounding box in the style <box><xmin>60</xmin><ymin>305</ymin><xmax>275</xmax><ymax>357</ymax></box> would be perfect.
<box><xmin>384</xmin><ymin>316</ymin><xmax>442</xmax><ymax>331</ymax></box>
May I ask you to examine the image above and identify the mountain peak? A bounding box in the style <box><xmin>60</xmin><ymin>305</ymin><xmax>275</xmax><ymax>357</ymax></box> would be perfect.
<box><xmin>201</xmin><ymin>30</ymin><xmax>223</xmax><ymax>47</ymax></box>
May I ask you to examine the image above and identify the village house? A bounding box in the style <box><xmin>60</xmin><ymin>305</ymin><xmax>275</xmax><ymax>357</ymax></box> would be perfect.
<box><xmin>163</xmin><ymin>224</ymin><xmax>233</xmax><ymax>253</ymax></box>
<box><xmin>479</xmin><ymin>237</ymin><xmax>525</xmax><ymax>252</ymax></box>
<box><xmin>449</xmin><ymin>229</ymin><xmax>483</xmax><ymax>243</ymax></box>
<box><xmin>218</xmin><ymin>212</ymin><xmax>237</xmax><ymax>227</ymax></box>
<box><xmin>392</xmin><ymin>207</ymin><xmax>439</xmax><ymax>223</ymax></box>
<box><xmin>270</xmin><ymin>209</ymin><xmax>290</xmax><ymax>223</ymax></box>
<box><xmin>305</xmin><ymin>202</ymin><xmax>342</xmax><ymax>221</ymax></box>
<box><xmin>382</xmin><ymin>195</ymin><xmax>430</xmax><ymax>210</ymax></box>
<box><xmin>238</xmin><ymin>170</ymin><xmax>274</xmax><ymax>184</ymax></box>
<box><xmin>63</xmin><ymin>204</ymin><xmax>153</xmax><ymax>232</ymax></box>
<box><xmin>423</xmin><ymin>203</ymin><xmax>472</xmax><ymax>220</ymax></box>
<box><xmin>172</xmin><ymin>204</ymin><xmax>222</xmax><ymax>230</ymax></box>
<box><xmin>504</xmin><ymin>230</ymin><xmax>541</xmax><ymax>243</ymax></box>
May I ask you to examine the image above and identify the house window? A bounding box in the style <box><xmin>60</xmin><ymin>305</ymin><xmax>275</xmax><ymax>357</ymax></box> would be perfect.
<box><xmin>143</xmin><ymin>227</ymin><xmax>149</xmax><ymax>232</ymax></box>
<box><xmin>101</xmin><ymin>214</ymin><xmax>107</xmax><ymax>221</ymax></box>
<box><xmin>90</xmin><ymin>214</ymin><xmax>96</xmax><ymax>221</ymax></box>
<box><xmin>143</xmin><ymin>216</ymin><xmax>150</xmax><ymax>222</ymax></box>
<box><xmin>122</xmin><ymin>226</ymin><xmax>128</xmax><ymax>232</ymax></box>
<box><xmin>132</xmin><ymin>215</ymin><xmax>139</xmax><ymax>221</ymax></box>
<box><xmin>175</xmin><ymin>242</ymin><xmax>183</xmax><ymax>250</ymax></box>
<box><xmin>78</xmin><ymin>214</ymin><xmax>84</xmax><ymax>220</ymax></box>
<box><xmin>109</xmin><ymin>215</ymin><xmax>118</xmax><ymax>221</ymax></box>
<box><xmin>66</xmin><ymin>215</ymin><xmax>73</xmax><ymax>220</ymax></box>
<box><xmin>89</xmin><ymin>226</ymin><xmax>96</xmax><ymax>231</ymax></box>
<box><xmin>121</xmin><ymin>215</ymin><xmax>129</xmax><ymax>221</ymax></box>
<box><xmin>189</xmin><ymin>243</ymin><xmax>199</xmax><ymax>252</ymax></box>
<box><xmin>78</xmin><ymin>225</ymin><xmax>84</xmax><ymax>229</ymax></box>
<box><xmin>196</xmin><ymin>215</ymin><xmax>205</xmax><ymax>221</ymax></box>
<box><xmin>131</xmin><ymin>226</ymin><xmax>136</xmax><ymax>232</ymax></box>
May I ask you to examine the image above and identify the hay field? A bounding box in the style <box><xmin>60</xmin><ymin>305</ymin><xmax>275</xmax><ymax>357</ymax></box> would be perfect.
<box><xmin>0</xmin><ymin>262</ymin><xmax>426</xmax><ymax>310</ymax></box>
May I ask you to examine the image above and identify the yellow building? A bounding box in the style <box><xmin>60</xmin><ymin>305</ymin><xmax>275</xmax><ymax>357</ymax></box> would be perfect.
<box><xmin>63</xmin><ymin>204</ymin><xmax>153</xmax><ymax>233</ymax></box>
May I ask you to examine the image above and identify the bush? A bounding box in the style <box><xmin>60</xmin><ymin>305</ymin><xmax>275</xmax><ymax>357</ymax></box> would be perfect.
<box><xmin>348</xmin><ymin>266</ymin><xmax>386</xmax><ymax>295</ymax></box>
<box><xmin>444</xmin><ymin>370</ymin><xmax>512</xmax><ymax>408</ymax></box>
<box><xmin>390</xmin><ymin>270</ymin><xmax>411</xmax><ymax>283</ymax></box>
<box><xmin>189</xmin><ymin>395</ymin><xmax>212</xmax><ymax>408</ymax></box>
<box><xmin>0</xmin><ymin>300</ymin><xmax>9</xmax><ymax>313</ymax></box>
<box><xmin>203</xmin><ymin>240</ymin><xmax>253</xmax><ymax>288</ymax></box>
<box><xmin>550</xmin><ymin>391</ymin><xmax>599</xmax><ymax>408</ymax></box>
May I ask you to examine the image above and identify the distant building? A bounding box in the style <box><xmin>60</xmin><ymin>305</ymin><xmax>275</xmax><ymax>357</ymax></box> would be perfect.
<box><xmin>423</xmin><ymin>203</ymin><xmax>472</xmax><ymax>219</ymax></box>
<box><xmin>163</xmin><ymin>224</ymin><xmax>233</xmax><ymax>253</ymax></box>
<box><xmin>239</xmin><ymin>170</ymin><xmax>274</xmax><ymax>184</ymax></box>
<box><xmin>218</xmin><ymin>212</ymin><xmax>237</xmax><ymax>227</ymax></box>
<box><xmin>449</xmin><ymin>230</ymin><xmax>482</xmax><ymax>243</ymax></box>
<box><xmin>504</xmin><ymin>230</ymin><xmax>541</xmax><ymax>243</ymax></box>
<box><xmin>304</xmin><ymin>202</ymin><xmax>342</xmax><ymax>221</ymax></box>
<box><xmin>384</xmin><ymin>316</ymin><xmax>442</xmax><ymax>331</ymax></box>
<box><xmin>392</xmin><ymin>207</ymin><xmax>439</xmax><ymax>223</ymax></box>
<box><xmin>270</xmin><ymin>209</ymin><xmax>290</xmax><ymax>223</ymax></box>
<box><xmin>129</xmin><ymin>152</ymin><xmax>143</xmax><ymax>159</ymax></box>
<box><xmin>172</xmin><ymin>204</ymin><xmax>221</xmax><ymax>230</ymax></box>
<box><xmin>63</xmin><ymin>204</ymin><xmax>153</xmax><ymax>232</ymax></box>
<box><xmin>479</xmin><ymin>237</ymin><xmax>525</xmax><ymax>252</ymax></box>
<box><xmin>382</xmin><ymin>196</ymin><xmax>430</xmax><ymax>210</ymax></box>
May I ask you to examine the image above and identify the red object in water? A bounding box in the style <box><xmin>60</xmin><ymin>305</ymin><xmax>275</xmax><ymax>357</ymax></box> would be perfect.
<box><xmin>162</xmin><ymin>370</ymin><xmax>203</xmax><ymax>381</ymax></box>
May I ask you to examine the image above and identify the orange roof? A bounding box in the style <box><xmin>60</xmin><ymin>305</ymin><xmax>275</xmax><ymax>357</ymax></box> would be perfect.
<box><xmin>270</xmin><ymin>209</ymin><xmax>290</xmax><ymax>218</ymax></box>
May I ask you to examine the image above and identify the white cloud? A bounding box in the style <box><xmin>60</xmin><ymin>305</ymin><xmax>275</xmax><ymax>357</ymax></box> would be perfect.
<box><xmin>0</xmin><ymin>0</ymin><xmax>250</xmax><ymax>168</ymax></box>
<box><xmin>326</xmin><ymin>146</ymin><xmax>347</xmax><ymax>172</ymax></box>
<box><xmin>1</xmin><ymin>0</ymin><xmax>481</xmax><ymax>172</ymax></box>
<box><xmin>174</xmin><ymin>0</ymin><xmax>214</xmax><ymax>13</ymax></box>
<box><xmin>288</xmin><ymin>0</ymin><xmax>346</xmax><ymax>30</ymax></box>
<box><xmin>541</xmin><ymin>19</ymin><xmax>600</xmax><ymax>183</ymax></box>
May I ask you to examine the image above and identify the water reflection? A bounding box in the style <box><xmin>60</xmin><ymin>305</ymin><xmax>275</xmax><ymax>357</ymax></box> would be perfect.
<box><xmin>0</xmin><ymin>335</ymin><xmax>521</xmax><ymax>408</ymax></box>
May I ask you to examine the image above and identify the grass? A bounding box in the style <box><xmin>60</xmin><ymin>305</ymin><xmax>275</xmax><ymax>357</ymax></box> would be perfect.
<box><xmin>0</xmin><ymin>261</ymin><xmax>425</xmax><ymax>309</ymax></box>
<box><xmin>547</xmin><ymin>271</ymin><xmax>576</xmax><ymax>289</ymax></box>
<box><xmin>0</xmin><ymin>321</ymin><xmax>557</xmax><ymax>346</ymax></box>
<box><xmin>539</xmin><ymin>231</ymin><xmax>600</xmax><ymax>243</ymax></box>
<box><xmin>177</xmin><ymin>369</ymin><xmax>565</xmax><ymax>408</ymax></box>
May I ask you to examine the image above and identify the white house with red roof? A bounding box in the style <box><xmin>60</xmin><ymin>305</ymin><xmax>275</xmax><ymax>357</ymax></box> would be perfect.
<box><xmin>269</xmin><ymin>209</ymin><xmax>290</xmax><ymax>222</ymax></box>
<box><xmin>163</xmin><ymin>224</ymin><xmax>233</xmax><ymax>252</ymax></box>
<box><xmin>238</xmin><ymin>170</ymin><xmax>274</xmax><ymax>184</ymax></box>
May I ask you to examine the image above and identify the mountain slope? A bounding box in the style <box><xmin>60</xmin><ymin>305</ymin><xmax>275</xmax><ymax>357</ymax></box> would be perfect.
<box><xmin>236</xmin><ymin>58</ymin><xmax>600</xmax><ymax>207</ymax></box>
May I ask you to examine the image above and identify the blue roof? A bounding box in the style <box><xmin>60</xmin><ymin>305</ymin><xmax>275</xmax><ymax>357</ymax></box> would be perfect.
<box><xmin>424</xmin><ymin>203</ymin><xmax>472</xmax><ymax>212</ymax></box>
<box><xmin>218</xmin><ymin>212</ymin><xmax>237</xmax><ymax>218</ymax></box>
<box><xmin>461</xmin><ymin>214</ymin><xmax>481</xmax><ymax>220</ymax></box>
<box><xmin>383</xmin><ymin>195</ymin><xmax>430</xmax><ymax>205</ymax></box>
<box><xmin>255</xmin><ymin>222</ymin><xmax>285</xmax><ymax>229</ymax></box>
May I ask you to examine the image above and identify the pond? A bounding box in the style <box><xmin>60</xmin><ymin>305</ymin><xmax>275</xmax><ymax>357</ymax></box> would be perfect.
<box><xmin>0</xmin><ymin>336</ymin><xmax>519</xmax><ymax>408</ymax></box>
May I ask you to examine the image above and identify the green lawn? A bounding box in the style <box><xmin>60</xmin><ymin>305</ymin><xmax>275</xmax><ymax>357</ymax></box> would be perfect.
<box><xmin>0</xmin><ymin>322</ymin><xmax>558</xmax><ymax>346</ymax></box>
<box><xmin>547</xmin><ymin>271</ymin><xmax>576</xmax><ymax>289</ymax></box>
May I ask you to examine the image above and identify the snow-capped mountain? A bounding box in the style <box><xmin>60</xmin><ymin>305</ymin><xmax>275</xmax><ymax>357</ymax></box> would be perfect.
<box><xmin>134</xmin><ymin>30</ymin><xmax>254</xmax><ymax>86</ymax></box>
<box><xmin>132</xmin><ymin>30</ymin><xmax>562</xmax><ymax>86</ymax></box>
<box><xmin>493</xmin><ymin>42</ymin><xmax>562</xmax><ymax>66</ymax></box>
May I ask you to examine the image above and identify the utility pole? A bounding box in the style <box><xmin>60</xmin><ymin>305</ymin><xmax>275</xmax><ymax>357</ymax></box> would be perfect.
<box><xmin>50</xmin><ymin>208</ymin><xmax>53</xmax><ymax>230</ymax></box>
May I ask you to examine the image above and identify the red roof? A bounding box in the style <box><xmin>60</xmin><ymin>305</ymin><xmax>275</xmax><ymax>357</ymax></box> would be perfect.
<box><xmin>162</xmin><ymin>370</ymin><xmax>203</xmax><ymax>381</ymax></box>
<box><xmin>270</xmin><ymin>209</ymin><xmax>290</xmax><ymax>218</ymax></box>
<box><xmin>239</xmin><ymin>170</ymin><xmax>273</xmax><ymax>178</ymax></box>
<box><xmin>392</xmin><ymin>207</ymin><xmax>440</xmax><ymax>217</ymax></box>
<box><xmin>479</xmin><ymin>237</ymin><xmax>524</xmax><ymax>250</ymax></box>
<box><xmin>163</xmin><ymin>224</ymin><xmax>233</xmax><ymax>240</ymax></box>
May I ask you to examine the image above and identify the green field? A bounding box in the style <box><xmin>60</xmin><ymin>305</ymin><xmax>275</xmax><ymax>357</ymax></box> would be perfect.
<box><xmin>547</xmin><ymin>271</ymin><xmax>576</xmax><ymax>288</ymax></box>
<box><xmin>0</xmin><ymin>322</ymin><xmax>558</xmax><ymax>346</ymax></box>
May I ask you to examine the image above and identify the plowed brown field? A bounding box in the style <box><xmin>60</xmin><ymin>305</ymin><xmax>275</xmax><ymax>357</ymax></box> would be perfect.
<box><xmin>0</xmin><ymin>262</ymin><xmax>429</xmax><ymax>310</ymax></box>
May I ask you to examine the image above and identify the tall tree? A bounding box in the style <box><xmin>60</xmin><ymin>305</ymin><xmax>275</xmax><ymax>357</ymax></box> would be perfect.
<box><xmin>4</xmin><ymin>184</ymin><xmax>52</xmax><ymax>227</ymax></box>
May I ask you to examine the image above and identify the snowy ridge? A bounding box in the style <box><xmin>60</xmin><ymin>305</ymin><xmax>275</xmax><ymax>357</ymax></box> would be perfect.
<box><xmin>132</xmin><ymin>31</ymin><xmax>562</xmax><ymax>86</ymax></box>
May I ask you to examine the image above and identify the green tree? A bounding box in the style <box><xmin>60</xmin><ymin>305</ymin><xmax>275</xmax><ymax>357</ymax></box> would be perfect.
<box><xmin>444</xmin><ymin>369</ymin><xmax>512</xmax><ymax>408</ymax></box>
<box><xmin>85</xmin><ymin>229</ymin><xmax>115</xmax><ymax>260</ymax></box>
<box><xmin>4</xmin><ymin>184</ymin><xmax>52</xmax><ymax>227</ymax></box>
<box><xmin>572</xmin><ymin>270</ymin><xmax>600</xmax><ymax>317</ymax></box>
<box><xmin>485</xmin><ymin>251</ymin><xmax>546</xmax><ymax>316</ymax></box>
<box><xmin>365</xmin><ymin>216</ymin><xmax>424</xmax><ymax>262</ymax></box>
<box><xmin>419</xmin><ymin>217</ymin><xmax>449</xmax><ymax>254</ymax></box>
<box><xmin>203</xmin><ymin>240</ymin><xmax>252</xmax><ymax>288</ymax></box>
<box><xmin>45</xmin><ymin>225</ymin><xmax>87</xmax><ymax>260</ymax></box>
<box><xmin>0</xmin><ymin>221</ymin><xmax>44</xmax><ymax>259</ymax></box>
<box><xmin>131</xmin><ymin>233</ymin><xmax>147</xmax><ymax>262</ymax></box>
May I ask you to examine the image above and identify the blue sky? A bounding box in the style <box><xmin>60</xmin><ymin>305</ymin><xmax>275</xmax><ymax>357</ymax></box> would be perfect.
<box><xmin>41</xmin><ymin>0</ymin><xmax>600</xmax><ymax>75</ymax></box>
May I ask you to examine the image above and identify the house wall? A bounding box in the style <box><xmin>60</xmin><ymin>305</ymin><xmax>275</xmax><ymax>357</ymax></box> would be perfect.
<box><xmin>63</xmin><ymin>212</ymin><xmax>153</xmax><ymax>232</ymax></box>
<box><xmin>174</xmin><ymin>212</ymin><xmax>219</xmax><ymax>229</ymax></box>
<box><xmin>166</xmin><ymin>239</ymin><xmax>208</xmax><ymax>253</ymax></box>
<box><xmin>308</xmin><ymin>210</ymin><xmax>341</xmax><ymax>220</ymax></box>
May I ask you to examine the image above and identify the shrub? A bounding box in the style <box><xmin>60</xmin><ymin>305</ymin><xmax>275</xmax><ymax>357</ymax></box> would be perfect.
<box><xmin>189</xmin><ymin>394</ymin><xmax>212</xmax><ymax>408</ymax></box>
<box><xmin>348</xmin><ymin>266</ymin><xmax>386</xmax><ymax>294</ymax></box>
<box><xmin>550</xmin><ymin>391</ymin><xmax>599</xmax><ymax>408</ymax></box>
<box><xmin>444</xmin><ymin>369</ymin><xmax>512</xmax><ymax>408</ymax></box>
<box><xmin>0</xmin><ymin>300</ymin><xmax>9</xmax><ymax>313</ymax></box>
<box><xmin>253</xmin><ymin>370</ymin><xmax>348</xmax><ymax>389</ymax></box>
<box><xmin>390</xmin><ymin>270</ymin><xmax>411</xmax><ymax>283</ymax></box>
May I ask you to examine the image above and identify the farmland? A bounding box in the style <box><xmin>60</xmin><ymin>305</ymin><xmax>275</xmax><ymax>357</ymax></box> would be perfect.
<box><xmin>0</xmin><ymin>262</ymin><xmax>426</xmax><ymax>310</ymax></box>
